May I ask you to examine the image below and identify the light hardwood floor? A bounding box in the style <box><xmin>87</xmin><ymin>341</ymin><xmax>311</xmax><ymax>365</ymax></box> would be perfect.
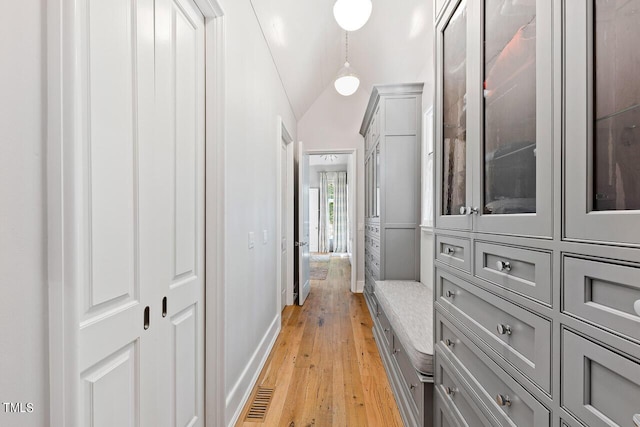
<box><xmin>235</xmin><ymin>256</ymin><xmax>403</xmax><ymax>427</ymax></box>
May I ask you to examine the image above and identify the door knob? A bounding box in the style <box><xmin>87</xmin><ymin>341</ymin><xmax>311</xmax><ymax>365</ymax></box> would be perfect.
<box><xmin>497</xmin><ymin>324</ymin><xmax>512</xmax><ymax>335</ymax></box>
<box><xmin>496</xmin><ymin>260</ymin><xmax>512</xmax><ymax>272</ymax></box>
<box><xmin>459</xmin><ymin>206</ymin><xmax>479</xmax><ymax>215</ymax></box>
<box><xmin>495</xmin><ymin>394</ymin><xmax>512</xmax><ymax>407</ymax></box>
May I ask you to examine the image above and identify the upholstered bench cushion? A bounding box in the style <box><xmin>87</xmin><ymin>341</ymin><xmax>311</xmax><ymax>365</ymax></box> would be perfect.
<box><xmin>375</xmin><ymin>280</ymin><xmax>434</xmax><ymax>375</ymax></box>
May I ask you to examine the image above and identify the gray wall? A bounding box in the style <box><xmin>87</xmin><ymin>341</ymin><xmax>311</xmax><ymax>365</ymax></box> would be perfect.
<box><xmin>0</xmin><ymin>0</ymin><xmax>49</xmax><ymax>426</ymax></box>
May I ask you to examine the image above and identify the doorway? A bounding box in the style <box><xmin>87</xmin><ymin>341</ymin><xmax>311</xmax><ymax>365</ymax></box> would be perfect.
<box><xmin>305</xmin><ymin>151</ymin><xmax>356</xmax><ymax>292</ymax></box>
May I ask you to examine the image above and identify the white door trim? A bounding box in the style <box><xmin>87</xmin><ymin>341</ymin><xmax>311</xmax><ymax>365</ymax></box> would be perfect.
<box><xmin>304</xmin><ymin>148</ymin><xmax>358</xmax><ymax>293</ymax></box>
<box><xmin>46</xmin><ymin>2</ymin><xmax>226</xmax><ymax>426</ymax></box>
<box><xmin>277</xmin><ymin>117</ymin><xmax>295</xmax><ymax>311</ymax></box>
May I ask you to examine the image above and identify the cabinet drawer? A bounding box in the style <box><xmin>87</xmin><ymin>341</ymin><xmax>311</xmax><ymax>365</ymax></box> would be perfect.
<box><xmin>378</xmin><ymin>309</ymin><xmax>393</xmax><ymax>352</ymax></box>
<box><xmin>437</xmin><ymin>235</ymin><xmax>471</xmax><ymax>273</ymax></box>
<box><xmin>436</xmin><ymin>312</ymin><xmax>550</xmax><ymax>427</ymax></box>
<box><xmin>475</xmin><ymin>242</ymin><xmax>552</xmax><ymax>305</ymax></box>
<box><xmin>435</xmin><ymin>392</ymin><xmax>462</xmax><ymax>427</ymax></box>
<box><xmin>393</xmin><ymin>336</ymin><xmax>423</xmax><ymax>416</ymax></box>
<box><xmin>435</xmin><ymin>350</ymin><xmax>495</xmax><ymax>427</ymax></box>
<box><xmin>562</xmin><ymin>329</ymin><xmax>640</xmax><ymax>427</ymax></box>
<box><xmin>437</xmin><ymin>270</ymin><xmax>551</xmax><ymax>392</ymax></box>
<box><xmin>564</xmin><ymin>256</ymin><xmax>640</xmax><ymax>343</ymax></box>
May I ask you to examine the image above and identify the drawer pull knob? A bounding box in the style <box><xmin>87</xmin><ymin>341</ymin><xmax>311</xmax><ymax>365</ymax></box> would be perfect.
<box><xmin>445</xmin><ymin>290</ymin><xmax>455</xmax><ymax>298</ymax></box>
<box><xmin>495</xmin><ymin>394</ymin><xmax>512</xmax><ymax>407</ymax></box>
<box><xmin>384</xmin><ymin>328</ymin><xmax>390</xmax><ymax>333</ymax></box>
<box><xmin>394</xmin><ymin>348</ymin><xmax>400</xmax><ymax>354</ymax></box>
<box><xmin>445</xmin><ymin>386</ymin><xmax>456</xmax><ymax>396</ymax></box>
<box><xmin>445</xmin><ymin>247</ymin><xmax>456</xmax><ymax>255</ymax></box>
<box><xmin>444</xmin><ymin>338</ymin><xmax>455</xmax><ymax>348</ymax></box>
<box><xmin>497</xmin><ymin>324</ymin><xmax>512</xmax><ymax>335</ymax></box>
<box><xmin>496</xmin><ymin>260</ymin><xmax>512</xmax><ymax>272</ymax></box>
<box><xmin>410</xmin><ymin>384</ymin><xmax>417</xmax><ymax>390</ymax></box>
<box><xmin>634</xmin><ymin>300</ymin><xmax>640</xmax><ymax>317</ymax></box>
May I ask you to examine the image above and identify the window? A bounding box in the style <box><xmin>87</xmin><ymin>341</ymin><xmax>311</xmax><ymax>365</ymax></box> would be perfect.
<box><xmin>328</xmin><ymin>182</ymin><xmax>335</xmax><ymax>239</ymax></box>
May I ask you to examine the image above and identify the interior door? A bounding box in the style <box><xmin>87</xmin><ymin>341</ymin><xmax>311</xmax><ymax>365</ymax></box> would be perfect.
<box><xmin>281</xmin><ymin>141</ymin><xmax>288</xmax><ymax>309</ymax></box>
<box><xmin>298</xmin><ymin>143</ymin><xmax>311</xmax><ymax>305</ymax></box>
<box><xmin>309</xmin><ymin>188</ymin><xmax>320</xmax><ymax>252</ymax></box>
<box><xmin>155</xmin><ymin>0</ymin><xmax>205</xmax><ymax>425</ymax></box>
<box><xmin>73</xmin><ymin>0</ymin><xmax>204</xmax><ymax>425</ymax></box>
<box><xmin>77</xmin><ymin>0</ymin><xmax>158</xmax><ymax>425</ymax></box>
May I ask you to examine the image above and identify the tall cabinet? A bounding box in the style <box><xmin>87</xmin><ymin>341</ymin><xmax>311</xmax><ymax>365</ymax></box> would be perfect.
<box><xmin>361</xmin><ymin>83</ymin><xmax>423</xmax><ymax>300</ymax></box>
<box><xmin>433</xmin><ymin>1</ymin><xmax>640</xmax><ymax>427</ymax></box>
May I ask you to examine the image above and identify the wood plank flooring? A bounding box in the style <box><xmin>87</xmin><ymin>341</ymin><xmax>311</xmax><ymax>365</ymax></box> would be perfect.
<box><xmin>235</xmin><ymin>256</ymin><xmax>403</xmax><ymax>427</ymax></box>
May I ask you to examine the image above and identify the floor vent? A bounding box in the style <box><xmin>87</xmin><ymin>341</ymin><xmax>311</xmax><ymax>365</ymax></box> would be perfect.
<box><xmin>244</xmin><ymin>386</ymin><xmax>275</xmax><ymax>422</ymax></box>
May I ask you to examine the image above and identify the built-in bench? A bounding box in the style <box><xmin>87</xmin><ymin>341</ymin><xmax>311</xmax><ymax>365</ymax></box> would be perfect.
<box><xmin>367</xmin><ymin>280</ymin><xmax>434</xmax><ymax>427</ymax></box>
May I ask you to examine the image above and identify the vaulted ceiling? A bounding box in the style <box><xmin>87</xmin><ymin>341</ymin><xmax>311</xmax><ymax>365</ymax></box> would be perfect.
<box><xmin>250</xmin><ymin>0</ymin><xmax>433</xmax><ymax>119</ymax></box>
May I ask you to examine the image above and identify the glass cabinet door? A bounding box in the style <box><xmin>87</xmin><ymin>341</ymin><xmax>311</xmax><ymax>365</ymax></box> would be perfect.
<box><xmin>566</xmin><ymin>0</ymin><xmax>640</xmax><ymax>245</ymax></box>
<box><xmin>375</xmin><ymin>144</ymin><xmax>381</xmax><ymax>217</ymax></box>
<box><xmin>436</xmin><ymin>0</ymin><xmax>472</xmax><ymax>230</ymax></box>
<box><xmin>473</xmin><ymin>0</ymin><xmax>553</xmax><ymax>237</ymax></box>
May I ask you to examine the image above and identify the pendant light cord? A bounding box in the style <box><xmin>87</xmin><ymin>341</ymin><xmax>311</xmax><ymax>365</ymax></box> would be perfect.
<box><xmin>345</xmin><ymin>31</ymin><xmax>349</xmax><ymax>63</ymax></box>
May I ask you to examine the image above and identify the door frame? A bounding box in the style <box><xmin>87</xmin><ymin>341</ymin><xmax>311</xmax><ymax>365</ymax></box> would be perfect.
<box><xmin>304</xmin><ymin>149</ymin><xmax>358</xmax><ymax>293</ymax></box>
<box><xmin>46</xmin><ymin>1</ymin><xmax>226</xmax><ymax>426</ymax></box>
<box><xmin>277</xmin><ymin>117</ymin><xmax>295</xmax><ymax>311</ymax></box>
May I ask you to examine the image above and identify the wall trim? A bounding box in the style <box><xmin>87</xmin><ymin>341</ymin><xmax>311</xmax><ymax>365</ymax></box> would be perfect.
<box><xmin>225</xmin><ymin>314</ymin><xmax>281</xmax><ymax>427</ymax></box>
<box><xmin>357</xmin><ymin>280</ymin><xmax>365</xmax><ymax>293</ymax></box>
<box><xmin>276</xmin><ymin>117</ymin><xmax>295</xmax><ymax>310</ymax></box>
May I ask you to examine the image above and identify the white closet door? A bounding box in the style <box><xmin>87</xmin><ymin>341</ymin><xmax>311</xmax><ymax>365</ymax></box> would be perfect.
<box><xmin>76</xmin><ymin>0</ymin><xmax>205</xmax><ymax>425</ymax></box>
<box><xmin>154</xmin><ymin>0</ymin><xmax>206</xmax><ymax>426</ymax></box>
<box><xmin>77</xmin><ymin>0</ymin><xmax>157</xmax><ymax>425</ymax></box>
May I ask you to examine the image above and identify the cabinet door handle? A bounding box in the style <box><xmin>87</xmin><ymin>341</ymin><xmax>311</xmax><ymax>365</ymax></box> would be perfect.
<box><xmin>384</xmin><ymin>328</ymin><xmax>390</xmax><ymax>333</ymax></box>
<box><xmin>634</xmin><ymin>300</ymin><xmax>640</xmax><ymax>317</ymax></box>
<box><xmin>410</xmin><ymin>384</ymin><xmax>417</xmax><ymax>390</ymax></box>
<box><xmin>445</xmin><ymin>386</ymin><xmax>455</xmax><ymax>396</ymax></box>
<box><xmin>143</xmin><ymin>306</ymin><xmax>150</xmax><ymax>330</ymax></box>
<box><xmin>496</xmin><ymin>260</ymin><xmax>512</xmax><ymax>272</ymax></box>
<box><xmin>445</xmin><ymin>290</ymin><xmax>455</xmax><ymax>298</ymax></box>
<box><xmin>162</xmin><ymin>296</ymin><xmax>167</xmax><ymax>318</ymax></box>
<box><xmin>444</xmin><ymin>338</ymin><xmax>455</xmax><ymax>348</ymax></box>
<box><xmin>459</xmin><ymin>206</ymin><xmax>479</xmax><ymax>215</ymax></box>
<box><xmin>496</xmin><ymin>394</ymin><xmax>512</xmax><ymax>407</ymax></box>
<box><xmin>497</xmin><ymin>324</ymin><xmax>512</xmax><ymax>335</ymax></box>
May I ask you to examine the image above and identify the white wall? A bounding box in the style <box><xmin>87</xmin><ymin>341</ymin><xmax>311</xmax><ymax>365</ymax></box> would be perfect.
<box><xmin>0</xmin><ymin>1</ymin><xmax>49</xmax><ymax>426</ymax></box>
<box><xmin>298</xmin><ymin>86</ymin><xmax>368</xmax><ymax>289</ymax></box>
<box><xmin>218</xmin><ymin>0</ymin><xmax>297</xmax><ymax>424</ymax></box>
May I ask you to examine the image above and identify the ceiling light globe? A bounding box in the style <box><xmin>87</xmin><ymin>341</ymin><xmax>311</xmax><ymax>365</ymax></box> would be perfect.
<box><xmin>333</xmin><ymin>0</ymin><xmax>372</xmax><ymax>31</ymax></box>
<box><xmin>334</xmin><ymin>75</ymin><xmax>360</xmax><ymax>96</ymax></box>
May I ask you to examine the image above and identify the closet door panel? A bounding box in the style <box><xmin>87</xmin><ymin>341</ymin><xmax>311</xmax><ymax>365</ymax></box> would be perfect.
<box><xmin>565</xmin><ymin>0</ymin><xmax>640</xmax><ymax>245</ymax></box>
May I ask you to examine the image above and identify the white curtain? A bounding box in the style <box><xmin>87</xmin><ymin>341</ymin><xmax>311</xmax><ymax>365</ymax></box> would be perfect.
<box><xmin>318</xmin><ymin>172</ymin><xmax>329</xmax><ymax>253</ymax></box>
<box><xmin>334</xmin><ymin>172</ymin><xmax>348</xmax><ymax>253</ymax></box>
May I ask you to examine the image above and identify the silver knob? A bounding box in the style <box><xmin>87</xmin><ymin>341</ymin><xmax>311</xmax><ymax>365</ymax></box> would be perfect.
<box><xmin>444</xmin><ymin>339</ymin><xmax>455</xmax><ymax>348</ymax></box>
<box><xmin>459</xmin><ymin>206</ymin><xmax>478</xmax><ymax>215</ymax></box>
<box><xmin>410</xmin><ymin>384</ymin><xmax>417</xmax><ymax>390</ymax></box>
<box><xmin>445</xmin><ymin>386</ymin><xmax>455</xmax><ymax>396</ymax></box>
<box><xmin>497</xmin><ymin>324</ymin><xmax>512</xmax><ymax>335</ymax></box>
<box><xmin>445</xmin><ymin>290</ymin><xmax>455</xmax><ymax>298</ymax></box>
<box><xmin>459</xmin><ymin>206</ymin><xmax>467</xmax><ymax>215</ymax></box>
<box><xmin>384</xmin><ymin>328</ymin><xmax>390</xmax><ymax>333</ymax></box>
<box><xmin>445</xmin><ymin>247</ymin><xmax>456</xmax><ymax>255</ymax></box>
<box><xmin>496</xmin><ymin>394</ymin><xmax>512</xmax><ymax>407</ymax></box>
<box><xmin>496</xmin><ymin>260</ymin><xmax>512</xmax><ymax>272</ymax></box>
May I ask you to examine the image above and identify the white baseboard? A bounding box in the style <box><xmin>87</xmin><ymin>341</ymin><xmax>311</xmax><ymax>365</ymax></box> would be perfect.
<box><xmin>356</xmin><ymin>280</ymin><xmax>364</xmax><ymax>293</ymax></box>
<box><xmin>225</xmin><ymin>314</ymin><xmax>281</xmax><ymax>427</ymax></box>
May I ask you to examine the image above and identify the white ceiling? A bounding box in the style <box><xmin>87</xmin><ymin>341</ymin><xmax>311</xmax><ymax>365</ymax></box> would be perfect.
<box><xmin>309</xmin><ymin>153</ymin><xmax>350</xmax><ymax>166</ymax></box>
<box><xmin>250</xmin><ymin>0</ymin><xmax>433</xmax><ymax>119</ymax></box>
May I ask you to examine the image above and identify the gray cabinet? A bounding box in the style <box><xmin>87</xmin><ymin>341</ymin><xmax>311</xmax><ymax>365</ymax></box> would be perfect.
<box><xmin>361</xmin><ymin>83</ymin><xmax>423</xmax><ymax>297</ymax></box>
<box><xmin>434</xmin><ymin>1</ymin><xmax>640</xmax><ymax>426</ymax></box>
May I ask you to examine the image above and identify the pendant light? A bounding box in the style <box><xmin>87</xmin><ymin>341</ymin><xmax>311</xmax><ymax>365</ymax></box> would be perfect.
<box><xmin>333</xmin><ymin>0</ymin><xmax>372</xmax><ymax>31</ymax></box>
<box><xmin>334</xmin><ymin>32</ymin><xmax>360</xmax><ymax>97</ymax></box>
